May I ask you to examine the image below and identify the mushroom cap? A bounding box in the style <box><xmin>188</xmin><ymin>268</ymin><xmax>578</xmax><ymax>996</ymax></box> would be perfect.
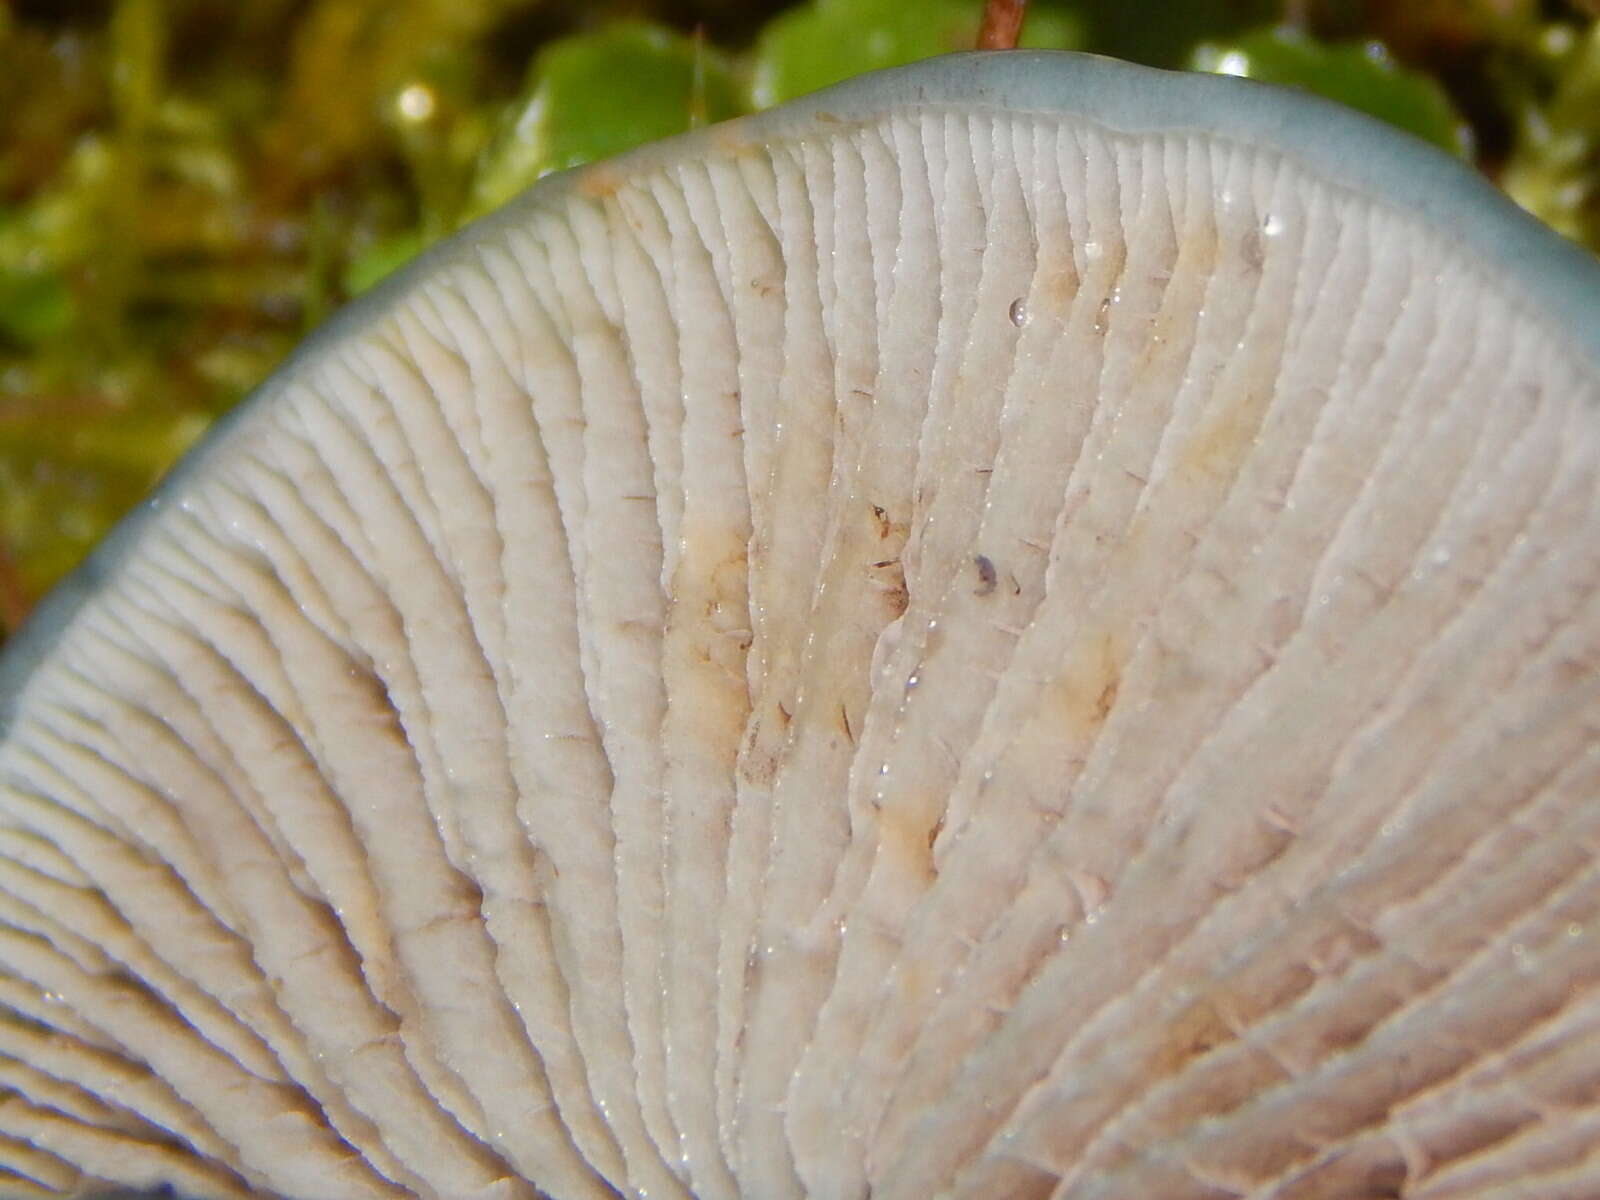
<box><xmin>1</xmin><ymin>50</ymin><xmax>1598</xmax><ymax>1200</ymax></box>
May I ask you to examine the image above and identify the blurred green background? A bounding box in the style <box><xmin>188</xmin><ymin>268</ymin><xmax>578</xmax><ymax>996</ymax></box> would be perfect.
<box><xmin>0</xmin><ymin>0</ymin><xmax>1597</xmax><ymax>643</ymax></box>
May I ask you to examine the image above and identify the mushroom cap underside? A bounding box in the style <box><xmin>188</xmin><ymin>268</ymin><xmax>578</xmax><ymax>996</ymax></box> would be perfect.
<box><xmin>0</xmin><ymin>50</ymin><xmax>1598</xmax><ymax>1200</ymax></box>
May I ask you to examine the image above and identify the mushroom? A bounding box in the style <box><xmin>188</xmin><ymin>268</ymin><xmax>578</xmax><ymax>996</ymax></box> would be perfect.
<box><xmin>0</xmin><ymin>49</ymin><xmax>1597</xmax><ymax>1200</ymax></box>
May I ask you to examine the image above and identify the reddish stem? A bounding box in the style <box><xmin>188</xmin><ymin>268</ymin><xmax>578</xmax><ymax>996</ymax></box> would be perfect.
<box><xmin>0</xmin><ymin>542</ymin><xmax>30</xmax><ymax>641</ymax></box>
<box><xmin>977</xmin><ymin>0</ymin><xmax>1027</xmax><ymax>50</ymax></box>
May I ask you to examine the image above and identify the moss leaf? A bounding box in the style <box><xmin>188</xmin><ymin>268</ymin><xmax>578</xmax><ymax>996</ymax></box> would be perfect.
<box><xmin>1190</xmin><ymin>26</ymin><xmax>1471</xmax><ymax>158</ymax></box>
<box><xmin>470</xmin><ymin>21</ymin><xmax>746</xmax><ymax>216</ymax></box>
<box><xmin>751</xmin><ymin>0</ymin><xmax>1083</xmax><ymax>107</ymax></box>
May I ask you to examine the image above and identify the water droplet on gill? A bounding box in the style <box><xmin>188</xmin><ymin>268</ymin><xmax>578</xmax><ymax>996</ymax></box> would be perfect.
<box><xmin>1083</xmin><ymin>239</ymin><xmax>1103</xmax><ymax>262</ymax></box>
<box><xmin>1008</xmin><ymin>297</ymin><xmax>1029</xmax><ymax>327</ymax></box>
<box><xmin>1067</xmin><ymin>870</ymin><xmax>1110</xmax><ymax>926</ymax></box>
<box><xmin>1262</xmin><ymin>212</ymin><xmax>1285</xmax><ymax>238</ymax></box>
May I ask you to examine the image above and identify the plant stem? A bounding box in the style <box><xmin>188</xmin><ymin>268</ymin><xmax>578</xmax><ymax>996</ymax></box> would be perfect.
<box><xmin>977</xmin><ymin>0</ymin><xmax>1027</xmax><ymax>50</ymax></box>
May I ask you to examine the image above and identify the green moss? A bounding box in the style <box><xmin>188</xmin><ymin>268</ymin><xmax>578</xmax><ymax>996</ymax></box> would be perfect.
<box><xmin>1502</xmin><ymin>21</ymin><xmax>1600</xmax><ymax>248</ymax></box>
<box><xmin>470</xmin><ymin>23</ymin><xmax>746</xmax><ymax>217</ymax></box>
<box><xmin>750</xmin><ymin>0</ymin><xmax>1082</xmax><ymax>107</ymax></box>
<box><xmin>0</xmin><ymin>265</ymin><xmax>72</xmax><ymax>347</ymax></box>
<box><xmin>1190</xmin><ymin>27</ymin><xmax>1470</xmax><ymax>156</ymax></box>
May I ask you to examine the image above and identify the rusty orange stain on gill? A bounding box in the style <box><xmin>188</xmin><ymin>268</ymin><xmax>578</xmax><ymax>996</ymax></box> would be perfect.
<box><xmin>703</xmin><ymin>548</ymin><xmax>750</xmax><ymax>624</ymax></box>
<box><xmin>668</xmin><ymin>525</ymin><xmax>753</xmax><ymax>775</ymax></box>
<box><xmin>873</xmin><ymin>792</ymin><xmax>942</xmax><ymax>888</ymax></box>
<box><xmin>1043</xmin><ymin>627</ymin><xmax>1126</xmax><ymax>740</ymax></box>
<box><xmin>871</xmin><ymin>503</ymin><xmax>892</xmax><ymax>539</ymax></box>
<box><xmin>866</xmin><ymin>502</ymin><xmax>911</xmax><ymax>620</ymax></box>
<box><xmin>1041</xmin><ymin>260</ymin><xmax>1079</xmax><ymax>313</ymax></box>
<box><xmin>709</xmin><ymin>120</ymin><xmax>775</xmax><ymax>160</ymax></box>
<box><xmin>869</xmin><ymin>555</ymin><xmax>909</xmax><ymax>626</ymax></box>
<box><xmin>1150</xmin><ymin>990</ymin><xmax>1240</xmax><ymax>1080</ymax></box>
<box><xmin>996</xmin><ymin>626</ymin><xmax>1128</xmax><ymax>813</ymax></box>
<box><xmin>737</xmin><ymin>699</ymin><xmax>786</xmax><ymax>789</ymax></box>
<box><xmin>576</xmin><ymin>164</ymin><xmax>626</xmax><ymax>200</ymax></box>
<box><xmin>1179</xmin><ymin>386</ymin><xmax>1270</xmax><ymax>485</ymax></box>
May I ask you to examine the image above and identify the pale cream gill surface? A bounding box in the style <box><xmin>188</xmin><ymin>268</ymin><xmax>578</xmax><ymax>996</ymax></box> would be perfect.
<box><xmin>0</xmin><ymin>105</ymin><xmax>1596</xmax><ymax>1200</ymax></box>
